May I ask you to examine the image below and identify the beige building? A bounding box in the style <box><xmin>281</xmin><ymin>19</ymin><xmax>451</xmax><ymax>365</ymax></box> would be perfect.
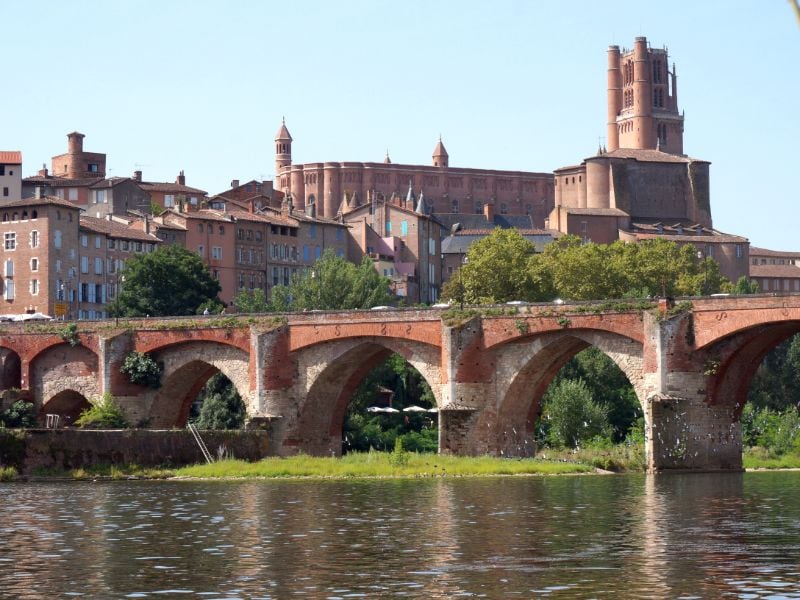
<box><xmin>0</xmin><ymin>152</ymin><xmax>22</xmax><ymax>201</ymax></box>
<box><xmin>749</xmin><ymin>247</ymin><xmax>800</xmax><ymax>293</ymax></box>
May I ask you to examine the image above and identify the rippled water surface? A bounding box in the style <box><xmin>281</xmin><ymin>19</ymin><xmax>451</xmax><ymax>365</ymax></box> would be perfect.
<box><xmin>2</xmin><ymin>472</ymin><xmax>800</xmax><ymax>598</ymax></box>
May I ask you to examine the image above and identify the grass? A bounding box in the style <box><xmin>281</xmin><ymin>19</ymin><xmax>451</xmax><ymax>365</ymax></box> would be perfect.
<box><xmin>30</xmin><ymin>463</ymin><xmax>174</xmax><ymax>480</ymax></box>
<box><xmin>175</xmin><ymin>451</ymin><xmax>594</xmax><ymax>479</ymax></box>
<box><xmin>744</xmin><ymin>447</ymin><xmax>800</xmax><ymax>470</ymax></box>
<box><xmin>0</xmin><ymin>466</ymin><xmax>18</xmax><ymax>481</ymax></box>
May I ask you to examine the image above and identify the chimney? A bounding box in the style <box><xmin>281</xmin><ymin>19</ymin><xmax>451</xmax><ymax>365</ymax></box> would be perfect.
<box><xmin>35</xmin><ymin>187</ymin><xmax>42</xmax><ymax>199</ymax></box>
<box><xmin>67</xmin><ymin>132</ymin><xmax>85</xmax><ymax>154</ymax></box>
<box><xmin>176</xmin><ymin>170</ymin><xmax>185</xmax><ymax>186</ymax></box>
<box><xmin>133</xmin><ymin>170</ymin><xmax>142</xmax><ymax>182</ymax></box>
<box><xmin>38</xmin><ymin>164</ymin><xmax>48</xmax><ymax>177</ymax></box>
<box><xmin>249</xmin><ymin>197</ymin><xmax>255</xmax><ymax>214</ymax></box>
<box><xmin>230</xmin><ymin>179</ymin><xmax>239</xmax><ymax>189</ymax></box>
<box><xmin>483</xmin><ymin>202</ymin><xmax>495</xmax><ymax>223</ymax></box>
<box><xmin>144</xmin><ymin>215</ymin><xmax>150</xmax><ymax>234</ymax></box>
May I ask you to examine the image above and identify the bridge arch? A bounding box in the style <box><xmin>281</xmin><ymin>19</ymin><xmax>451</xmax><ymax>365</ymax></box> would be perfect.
<box><xmin>39</xmin><ymin>389</ymin><xmax>91</xmax><ymax>426</ymax></box>
<box><xmin>281</xmin><ymin>336</ymin><xmax>442</xmax><ymax>455</ymax></box>
<box><xmin>146</xmin><ymin>341</ymin><xmax>251</xmax><ymax>428</ymax></box>
<box><xmin>491</xmin><ymin>329</ymin><xmax>644</xmax><ymax>456</ymax></box>
<box><xmin>0</xmin><ymin>346</ymin><xmax>21</xmax><ymax>391</ymax></box>
<box><xmin>29</xmin><ymin>343</ymin><xmax>100</xmax><ymax>416</ymax></box>
<box><xmin>702</xmin><ymin>320</ymin><xmax>800</xmax><ymax>418</ymax></box>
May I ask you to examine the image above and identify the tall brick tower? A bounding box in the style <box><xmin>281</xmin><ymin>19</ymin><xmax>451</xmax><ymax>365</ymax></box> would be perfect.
<box><xmin>274</xmin><ymin>118</ymin><xmax>292</xmax><ymax>179</ymax></box>
<box><xmin>607</xmin><ymin>37</ymin><xmax>683</xmax><ymax>155</ymax></box>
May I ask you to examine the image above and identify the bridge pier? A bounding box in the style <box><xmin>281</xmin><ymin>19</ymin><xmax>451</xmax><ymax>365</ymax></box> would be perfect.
<box><xmin>644</xmin><ymin>311</ymin><xmax>743</xmax><ymax>472</ymax></box>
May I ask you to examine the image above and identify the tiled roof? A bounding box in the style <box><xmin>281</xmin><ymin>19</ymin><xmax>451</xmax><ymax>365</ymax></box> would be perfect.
<box><xmin>750</xmin><ymin>264</ymin><xmax>800</xmax><ymax>278</ymax></box>
<box><xmin>90</xmin><ymin>177</ymin><xmax>133</xmax><ymax>189</ymax></box>
<box><xmin>589</xmin><ymin>148</ymin><xmax>705</xmax><ymax>163</ymax></box>
<box><xmin>139</xmin><ymin>181</ymin><xmax>207</xmax><ymax>195</ymax></box>
<box><xmin>434</xmin><ymin>213</ymin><xmax>535</xmax><ymax>231</ymax></box>
<box><xmin>0</xmin><ymin>151</ymin><xmax>22</xmax><ymax>164</ymax></box>
<box><xmin>0</xmin><ymin>196</ymin><xmax>82</xmax><ymax>210</ymax></box>
<box><xmin>560</xmin><ymin>207</ymin><xmax>628</xmax><ymax>216</ymax></box>
<box><xmin>22</xmin><ymin>176</ymin><xmax>100</xmax><ymax>187</ymax></box>
<box><xmin>80</xmin><ymin>216</ymin><xmax>162</xmax><ymax>242</ymax></box>
<box><xmin>630</xmin><ymin>231</ymin><xmax>748</xmax><ymax>243</ymax></box>
<box><xmin>750</xmin><ymin>246</ymin><xmax>800</xmax><ymax>258</ymax></box>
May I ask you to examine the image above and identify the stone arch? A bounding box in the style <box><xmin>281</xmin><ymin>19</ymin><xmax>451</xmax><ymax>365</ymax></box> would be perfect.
<box><xmin>704</xmin><ymin>321</ymin><xmax>800</xmax><ymax>419</ymax></box>
<box><xmin>29</xmin><ymin>344</ymin><xmax>100</xmax><ymax>415</ymax></box>
<box><xmin>279</xmin><ymin>336</ymin><xmax>442</xmax><ymax>456</ymax></box>
<box><xmin>39</xmin><ymin>389</ymin><xmax>91</xmax><ymax>427</ymax></box>
<box><xmin>147</xmin><ymin>341</ymin><xmax>250</xmax><ymax>428</ymax></box>
<box><xmin>0</xmin><ymin>346</ymin><xmax>22</xmax><ymax>390</ymax></box>
<box><xmin>492</xmin><ymin>330</ymin><xmax>644</xmax><ymax>456</ymax></box>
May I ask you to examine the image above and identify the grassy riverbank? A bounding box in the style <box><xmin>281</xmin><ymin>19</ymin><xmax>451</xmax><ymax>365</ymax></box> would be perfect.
<box><xmin>4</xmin><ymin>445</ymin><xmax>800</xmax><ymax>481</ymax></box>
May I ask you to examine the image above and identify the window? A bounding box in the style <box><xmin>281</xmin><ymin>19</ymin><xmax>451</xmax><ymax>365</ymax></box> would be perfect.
<box><xmin>4</xmin><ymin>259</ymin><xmax>13</xmax><ymax>277</ymax></box>
<box><xmin>212</xmin><ymin>247</ymin><xmax>222</xmax><ymax>260</ymax></box>
<box><xmin>164</xmin><ymin>195</ymin><xmax>175</xmax><ymax>208</ymax></box>
<box><xmin>386</xmin><ymin>222</ymin><xmax>392</xmax><ymax>235</ymax></box>
<box><xmin>30</xmin><ymin>280</ymin><xmax>39</xmax><ymax>295</ymax></box>
<box><xmin>198</xmin><ymin>245</ymin><xmax>204</xmax><ymax>257</ymax></box>
<box><xmin>81</xmin><ymin>256</ymin><xmax>89</xmax><ymax>274</ymax></box>
<box><xmin>88</xmin><ymin>163</ymin><xmax>99</xmax><ymax>173</ymax></box>
<box><xmin>121</xmin><ymin>240</ymin><xmax>129</xmax><ymax>251</ymax></box>
<box><xmin>4</xmin><ymin>232</ymin><xmax>15</xmax><ymax>250</ymax></box>
<box><xmin>81</xmin><ymin>234</ymin><xmax>88</xmax><ymax>247</ymax></box>
<box><xmin>3</xmin><ymin>279</ymin><xmax>13</xmax><ymax>300</ymax></box>
<box><xmin>237</xmin><ymin>228</ymin><xmax>244</xmax><ymax>240</ymax></box>
<box><xmin>315</xmin><ymin>246</ymin><xmax>321</xmax><ymax>259</ymax></box>
<box><xmin>95</xmin><ymin>284</ymin><xmax>104</xmax><ymax>303</ymax></box>
<box><xmin>95</xmin><ymin>236</ymin><xmax>101</xmax><ymax>249</ymax></box>
<box><xmin>309</xmin><ymin>225</ymin><xmax>316</xmax><ymax>239</ymax></box>
<box><xmin>207</xmin><ymin>224</ymin><xmax>212</xmax><ymax>233</ymax></box>
<box><xmin>336</xmin><ymin>228</ymin><xmax>343</xmax><ymax>241</ymax></box>
<box><xmin>255</xmin><ymin>231</ymin><xmax>262</xmax><ymax>242</ymax></box>
<box><xmin>452</xmin><ymin>199</ymin><xmax>459</xmax><ymax>213</ymax></box>
<box><xmin>401</xmin><ymin>221</ymin><xmax>408</xmax><ymax>236</ymax></box>
<box><xmin>500</xmin><ymin>203</ymin><xmax>508</xmax><ymax>215</ymax></box>
<box><xmin>303</xmin><ymin>245</ymin><xmax>309</xmax><ymax>261</ymax></box>
<box><xmin>736</xmin><ymin>244</ymin><xmax>743</xmax><ymax>259</ymax></box>
<box><xmin>55</xmin><ymin>259</ymin><xmax>61</xmax><ymax>273</ymax></box>
<box><xmin>30</xmin><ymin>258</ymin><xmax>38</xmax><ymax>272</ymax></box>
<box><xmin>69</xmin><ymin>188</ymin><xmax>78</xmax><ymax>201</ymax></box>
<box><xmin>95</xmin><ymin>257</ymin><xmax>103</xmax><ymax>275</ymax></box>
<box><xmin>198</xmin><ymin>224</ymin><xmax>204</xmax><ymax>233</ymax></box>
<box><xmin>95</xmin><ymin>190</ymin><xmax>106</xmax><ymax>203</ymax></box>
<box><xmin>2</xmin><ymin>188</ymin><xmax>7</xmax><ymax>198</ymax></box>
<box><xmin>135</xmin><ymin>241</ymin><xmax>142</xmax><ymax>252</ymax></box>
<box><xmin>219</xmin><ymin>225</ymin><xmax>225</xmax><ymax>235</ymax></box>
<box><xmin>108</xmin><ymin>238</ymin><xmax>116</xmax><ymax>249</ymax></box>
<box><xmin>429</xmin><ymin>238</ymin><xmax>436</xmax><ymax>256</ymax></box>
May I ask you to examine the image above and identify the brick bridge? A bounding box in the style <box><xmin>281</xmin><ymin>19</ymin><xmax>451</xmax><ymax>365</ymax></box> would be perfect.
<box><xmin>1</xmin><ymin>294</ymin><xmax>798</xmax><ymax>472</ymax></box>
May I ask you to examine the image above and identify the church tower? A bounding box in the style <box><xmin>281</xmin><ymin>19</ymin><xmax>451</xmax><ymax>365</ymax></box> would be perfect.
<box><xmin>274</xmin><ymin>118</ymin><xmax>293</xmax><ymax>181</ymax></box>
<box><xmin>432</xmin><ymin>136</ymin><xmax>449</xmax><ymax>167</ymax></box>
<box><xmin>607</xmin><ymin>37</ymin><xmax>684</xmax><ymax>155</ymax></box>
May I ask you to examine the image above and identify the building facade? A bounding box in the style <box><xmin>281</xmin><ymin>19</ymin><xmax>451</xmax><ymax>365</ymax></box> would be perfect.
<box><xmin>0</xmin><ymin>151</ymin><xmax>22</xmax><ymax>201</ymax></box>
<box><xmin>273</xmin><ymin>121</ymin><xmax>555</xmax><ymax>229</ymax></box>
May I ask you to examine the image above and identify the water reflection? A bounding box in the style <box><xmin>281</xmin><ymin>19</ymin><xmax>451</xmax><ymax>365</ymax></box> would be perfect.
<box><xmin>2</xmin><ymin>473</ymin><xmax>800</xmax><ymax>597</ymax></box>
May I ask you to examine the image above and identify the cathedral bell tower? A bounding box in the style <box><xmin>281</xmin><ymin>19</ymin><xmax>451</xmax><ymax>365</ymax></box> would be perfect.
<box><xmin>607</xmin><ymin>37</ymin><xmax>684</xmax><ymax>155</ymax></box>
<box><xmin>274</xmin><ymin>117</ymin><xmax>293</xmax><ymax>183</ymax></box>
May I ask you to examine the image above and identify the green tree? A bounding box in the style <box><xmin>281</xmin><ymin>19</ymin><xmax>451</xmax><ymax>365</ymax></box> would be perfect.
<box><xmin>0</xmin><ymin>400</ymin><xmax>36</xmax><ymax>428</ymax></box>
<box><xmin>723</xmin><ymin>276</ymin><xmax>760</xmax><ymax>295</ymax></box>
<box><xmin>111</xmin><ymin>245</ymin><xmax>222</xmax><ymax>317</ymax></box>
<box><xmin>441</xmin><ymin>228</ymin><xmax>548</xmax><ymax>304</ymax></box>
<box><xmin>192</xmin><ymin>373</ymin><xmax>246</xmax><ymax>430</ymax></box>
<box><xmin>271</xmin><ymin>250</ymin><xmax>393</xmax><ymax>311</ymax></box>
<box><xmin>540</xmin><ymin>378</ymin><xmax>611</xmax><ymax>448</ymax></box>
<box><xmin>234</xmin><ymin>288</ymin><xmax>271</xmax><ymax>313</ymax></box>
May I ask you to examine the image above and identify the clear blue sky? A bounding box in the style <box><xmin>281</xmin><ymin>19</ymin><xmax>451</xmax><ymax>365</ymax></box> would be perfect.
<box><xmin>5</xmin><ymin>1</ymin><xmax>799</xmax><ymax>250</ymax></box>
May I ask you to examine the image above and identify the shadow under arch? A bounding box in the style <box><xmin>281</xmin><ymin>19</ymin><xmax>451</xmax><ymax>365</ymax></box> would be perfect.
<box><xmin>705</xmin><ymin>320</ymin><xmax>800</xmax><ymax>418</ymax></box>
<box><xmin>147</xmin><ymin>341</ymin><xmax>250</xmax><ymax>428</ymax></box>
<box><xmin>39</xmin><ymin>389</ymin><xmax>91</xmax><ymax>427</ymax></box>
<box><xmin>28</xmin><ymin>343</ymin><xmax>99</xmax><ymax>414</ymax></box>
<box><xmin>0</xmin><ymin>347</ymin><xmax>21</xmax><ymax>390</ymax></box>
<box><xmin>289</xmin><ymin>338</ymin><xmax>442</xmax><ymax>456</ymax></box>
<box><xmin>494</xmin><ymin>329</ymin><xmax>644</xmax><ymax>456</ymax></box>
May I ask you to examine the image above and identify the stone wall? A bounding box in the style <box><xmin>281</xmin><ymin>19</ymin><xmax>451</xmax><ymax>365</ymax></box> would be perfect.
<box><xmin>0</xmin><ymin>429</ymin><xmax>270</xmax><ymax>474</ymax></box>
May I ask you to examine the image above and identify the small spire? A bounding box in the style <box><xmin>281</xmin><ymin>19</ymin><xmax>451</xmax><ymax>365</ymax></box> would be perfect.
<box><xmin>406</xmin><ymin>179</ymin><xmax>415</xmax><ymax>206</ymax></box>
<box><xmin>384</xmin><ymin>149</ymin><xmax>391</xmax><ymax>164</ymax></box>
<box><xmin>416</xmin><ymin>190</ymin><xmax>425</xmax><ymax>215</ymax></box>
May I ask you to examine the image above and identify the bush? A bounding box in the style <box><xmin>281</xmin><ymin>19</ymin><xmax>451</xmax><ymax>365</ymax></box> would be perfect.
<box><xmin>192</xmin><ymin>373</ymin><xmax>245</xmax><ymax>430</ymax></box>
<box><xmin>121</xmin><ymin>351</ymin><xmax>163</xmax><ymax>389</ymax></box>
<box><xmin>398</xmin><ymin>429</ymin><xmax>438</xmax><ymax>453</ymax></box>
<box><xmin>1</xmin><ymin>400</ymin><xmax>37</xmax><ymax>428</ymax></box>
<box><xmin>541</xmin><ymin>378</ymin><xmax>611</xmax><ymax>448</ymax></box>
<box><xmin>741</xmin><ymin>404</ymin><xmax>800</xmax><ymax>456</ymax></box>
<box><xmin>75</xmin><ymin>393</ymin><xmax>129</xmax><ymax>429</ymax></box>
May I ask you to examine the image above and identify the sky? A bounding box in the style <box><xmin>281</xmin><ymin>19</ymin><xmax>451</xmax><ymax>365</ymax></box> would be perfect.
<box><xmin>5</xmin><ymin>1</ymin><xmax>799</xmax><ymax>250</ymax></box>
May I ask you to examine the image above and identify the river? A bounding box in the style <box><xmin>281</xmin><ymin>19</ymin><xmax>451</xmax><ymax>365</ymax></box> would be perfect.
<box><xmin>2</xmin><ymin>472</ymin><xmax>800</xmax><ymax>598</ymax></box>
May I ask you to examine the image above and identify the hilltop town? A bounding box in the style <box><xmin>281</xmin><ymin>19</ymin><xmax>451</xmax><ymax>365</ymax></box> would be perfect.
<box><xmin>0</xmin><ymin>36</ymin><xmax>795</xmax><ymax>320</ymax></box>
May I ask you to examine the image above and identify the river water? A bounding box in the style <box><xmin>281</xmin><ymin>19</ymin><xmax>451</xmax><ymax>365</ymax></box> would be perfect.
<box><xmin>2</xmin><ymin>472</ymin><xmax>800</xmax><ymax>598</ymax></box>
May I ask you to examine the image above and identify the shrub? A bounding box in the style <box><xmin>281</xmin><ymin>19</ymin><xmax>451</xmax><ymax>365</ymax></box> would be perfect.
<box><xmin>541</xmin><ymin>378</ymin><xmax>611</xmax><ymax>448</ymax></box>
<box><xmin>1</xmin><ymin>400</ymin><xmax>37</xmax><ymax>428</ymax></box>
<box><xmin>121</xmin><ymin>351</ymin><xmax>163</xmax><ymax>389</ymax></box>
<box><xmin>192</xmin><ymin>373</ymin><xmax>245</xmax><ymax>430</ymax></box>
<box><xmin>0</xmin><ymin>466</ymin><xmax>18</xmax><ymax>482</ymax></box>
<box><xmin>75</xmin><ymin>393</ymin><xmax>129</xmax><ymax>429</ymax></box>
<box><xmin>59</xmin><ymin>323</ymin><xmax>80</xmax><ymax>347</ymax></box>
<box><xmin>388</xmin><ymin>437</ymin><xmax>410</xmax><ymax>467</ymax></box>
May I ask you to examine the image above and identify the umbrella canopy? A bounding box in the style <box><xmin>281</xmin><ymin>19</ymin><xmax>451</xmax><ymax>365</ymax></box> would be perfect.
<box><xmin>20</xmin><ymin>312</ymin><xmax>53</xmax><ymax>321</ymax></box>
<box><xmin>427</xmin><ymin>407</ymin><xmax>439</xmax><ymax>413</ymax></box>
<box><xmin>402</xmin><ymin>405</ymin><xmax>429</xmax><ymax>412</ymax></box>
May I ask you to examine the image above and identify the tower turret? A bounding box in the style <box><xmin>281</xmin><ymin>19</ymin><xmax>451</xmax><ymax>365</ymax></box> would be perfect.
<box><xmin>274</xmin><ymin>117</ymin><xmax>293</xmax><ymax>182</ymax></box>
<box><xmin>606</xmin><ymin>45</ymin><xmax>622</xmax><ymax>151</ymax></box>
<box><xmin>432</xmin><ymin>136</ymin><xmax>448</xmax><ymax>168</ymax></box>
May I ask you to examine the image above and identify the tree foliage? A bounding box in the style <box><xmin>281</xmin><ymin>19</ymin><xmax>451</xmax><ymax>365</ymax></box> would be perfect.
<box><xmin>111</xmin><ymin>245</ymin><xmax>221</xmax><ymax>317</ymax></box>
<box><xmin>443</xmin><ymin>233</ymin><xmax>730</xmax><ymax>304</ymax></box>
<box><xmin>540</xmin><ymin>378</ymin><xmax>611</xmax><ymax>448</ymax></box>
<box><xmin>75</xmin><ymin>393</ymin><xmax>129</xmax><ymax>429</ymax></box>
<box><xmin>271</xmin><ymin>250</ymin><xmax>393</xmax><ymax>311</ymax></box>
<box><xmin>0</xmin><ymin>400</ymin><xmax>37</xmax><ymax>428</ymax></box>
<box><xmin>120</xmin><ymin>352</ymin><xmax>163</xmax><ymax>389</ymax></box>
<box><xmin>234</xmin><ymin>288</ymin><xmax>271</xmax><ymax>314</ymax></box>
<box><xmin>192</xmin><ymin>373</ymin><xmax>245</xmax><ymax>430</ymax></box>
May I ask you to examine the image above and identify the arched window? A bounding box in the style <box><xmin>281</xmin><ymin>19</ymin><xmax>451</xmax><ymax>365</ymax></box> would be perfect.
<box><xmin>31</xmin><ymin>210</ymin><xmax>37</xmax><ymax>219</ymax></box>
<box><xmin>474</xmin><ymin>201</ymin><xmax>482</xmax><ymax>214</ymax></box>
<box><xmin>451</xmin><ymin>199</ymin><xmax>459</xmax><ymax>213</ymax></box>
<box><xmin>500</xmin><ymin>203</ymin><xmax>508</xmax><ymax>215</ymax></box>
